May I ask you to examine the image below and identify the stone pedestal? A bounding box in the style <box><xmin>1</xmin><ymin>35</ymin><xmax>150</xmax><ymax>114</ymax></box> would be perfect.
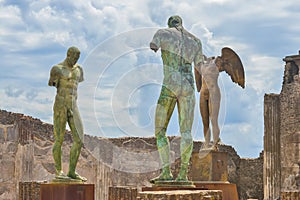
<box><xmin>189</xmin><ymin>151</ymin><xmax>238</xmax><ymax>200</ymax></box>
<box><xmin>138</xmin><ymin>190</ymin><xmax>222</xmax><ymax>200</ymax></box>
<box><xmin>194</xmin><ymin>182</ymin><xmax>238</xmax><ymax>200</ymax></box>
<box><xmin>40</xmin><ymin>183</ymin><xmax>94</xmax><ymax>200</ymax></box>
<box><xmin>109</xmin><ymin>186</ymin><xmax>223</xmax><ymax>200</ymax></box>
<box><xmin>108</xmin><ymin>186</ymin><xmax>138</xmax><ymax>200</ymax></box>
<box><xmin>191</xmin><ymin>151</ymin><xmax>228</xmax><ymax>182</ymax></box>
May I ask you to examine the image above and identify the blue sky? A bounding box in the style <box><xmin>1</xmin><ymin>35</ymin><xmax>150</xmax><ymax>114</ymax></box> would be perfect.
<box><xmin>1</xmin><ymin>0</ymin><xmax>300</xmax><ymax>158</ymax></box>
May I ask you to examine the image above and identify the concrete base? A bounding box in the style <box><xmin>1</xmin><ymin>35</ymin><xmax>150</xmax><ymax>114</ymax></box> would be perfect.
<box><xmin>194</xmin><ymin>181</ymin><xmax>238</xmax><ymax>200</ymax></box>
<box><xmin>40</xmin><ymin>183</ymin><xmax>94</xmax><ymax>200</ymax></box>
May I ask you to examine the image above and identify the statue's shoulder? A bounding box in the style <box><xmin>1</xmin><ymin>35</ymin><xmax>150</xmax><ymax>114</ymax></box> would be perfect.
<box><xmin>185</xmin><ymin>31</ymin><xmax>202</xmax><ymax>44</ymax></box>
<box><xmin>74</xmin><ymin>64</ymin><xmax>83</xmax><ymax>73</ymax></box>
<box><xmin>51</xmin><ymin>63</ymin><xmax>63</xmax><ymax>73</ymax></box>
<box><xmin>74</xmin><ymin>64</ymin><xmax>84</xmax><ymax>82</ymax></box>
<box><xmin>155</xmin><ymin>28</ymin><xmax>173</xmax><ymax>37</ymax></box>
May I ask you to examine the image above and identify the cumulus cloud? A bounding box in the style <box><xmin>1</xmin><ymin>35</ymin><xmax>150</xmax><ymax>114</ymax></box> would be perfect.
<box><xmin>4</xmin><ymin>86</ymin><xmax>24</xmax><ymax>98</ymax></box>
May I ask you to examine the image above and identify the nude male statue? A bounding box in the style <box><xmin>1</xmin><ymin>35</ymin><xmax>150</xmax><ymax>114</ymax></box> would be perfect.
<box><xmin>149</xmin><ymin>16</ymin><xmax>203</xmax><ymax>183</ymax></box>
<box><xmin>48</xmin><ymin>46</ymin><xmax>87</xmax><ymax>182</ymax></box>
<box><xmin>195</xmin><ymin>48</ymin><xmax>245</xmax><ymax>150</ymax></box>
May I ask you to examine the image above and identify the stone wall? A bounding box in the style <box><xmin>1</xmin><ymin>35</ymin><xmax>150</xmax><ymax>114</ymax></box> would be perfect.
<box><xmin>264</xmin><ymin>50</ymin><xmax>300</xmax><ymax>199</ymax></box>
<box><xmin>280</xmin><ymin>81</ymin><xmax>300</xmax><ymax>191</ymax></box>
<box><xmin>0</xmin><ymin>110</ymin><xmax>108</xmax><ymax>200</ymax></box>
<box><xmin>0</xmin><ymin>109</ymin><xmax>264</xmax><ymax>200</ymax></box>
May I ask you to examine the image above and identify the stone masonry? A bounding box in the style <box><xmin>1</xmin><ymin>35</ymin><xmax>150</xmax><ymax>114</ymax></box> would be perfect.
<box><xmin>264</xmin><ymin>50</ymin><xmax>300</xmax><ymax>200</ymax></box>
<box><xmin>0</xmin><ymin>109</ymin><xmax>263</xmax><ymax>200</ymax></box>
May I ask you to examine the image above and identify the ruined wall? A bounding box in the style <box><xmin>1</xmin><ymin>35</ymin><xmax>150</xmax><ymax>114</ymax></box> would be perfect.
<box><xmin>264</xmin><ymin>50</ymin><xmax>300</xmax><ymax>199</ymax></box>
<box><xmin>0</xmin><ymin>109</ymin><xmax>263</xmax><ymax>200</ymax></box>
<box><xmin>0</xmin><ymin>110</ymin><xmax>109</xmax><ymax>200</ymax></box>
<box><xmin>238</xmin><ymin>156</ymin><xmax>264</xmax><ymax>200</ymax></box>
<box><xmin>280</xmin><ymin>81</ymin><xmax>300</xmax><ymax>191</ymax></box>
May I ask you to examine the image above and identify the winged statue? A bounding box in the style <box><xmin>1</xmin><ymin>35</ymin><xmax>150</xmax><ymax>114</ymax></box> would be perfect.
<box><xmin>194</xmin><ymin>47</ymin><xmax>245</xmax><ymax>150</ymax></box>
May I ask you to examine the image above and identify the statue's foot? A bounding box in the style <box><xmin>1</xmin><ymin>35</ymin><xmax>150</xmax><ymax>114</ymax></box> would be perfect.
<box><xmin>150</xmin><ymin>172</ymin><xmax>173</xmax><ymax>184</ymax></box>
<box><xmin>175</xmin><ymin>175</ymin><xmax>189</xmax><ymax>182</ymax></box>
<box><xmin>212</xmin><ymin>138</ymin><xmax>221</xmax><ymax>151</ymax></box>
<box><xmin>200</xmin><ymin>142</ymin><xmax>212</xmax><ymax>150</ymax></box>
<box><xmin>212</xmin><ymin>144</ymin><xmax>219</xmax><ymax>151</ymax></box>
<box><xmin>55</xmin><ymin>170</ymin><xmax>71</xmax><ymax>180</ymax></box>
<box><xmin>67</xmin><ymin>172</ymin><xmax>87</xmax><ymax>182</ymax></box>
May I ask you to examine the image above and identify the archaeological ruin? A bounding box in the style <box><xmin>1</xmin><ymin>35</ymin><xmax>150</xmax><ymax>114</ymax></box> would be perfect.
<box><xmin>264</xmin><ymin>50</ymin><xmax>300</xmax><ymax>199</ymax></box>
<box><xmin>2</xmin><ymin>51</ymin><xmax>300</xmax><ymax>200</ymax></box>
<box><xmin>0</xmin><ymin>109</ymin><xmax>263</xmax><ymax>200</ymax></box>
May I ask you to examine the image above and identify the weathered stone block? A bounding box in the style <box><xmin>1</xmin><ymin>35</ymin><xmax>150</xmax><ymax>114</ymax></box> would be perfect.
<box><xmin>108</xmin><ymin>186</ymin><xmax>137</xmax><ymax>200</ymax></box>
<box><xmin>191</xmin><ymin>151</ymin><xmax>228</xmax><ymax>182</ymax></box>
<box><xmin>19</xmin><ymin>181</ymin><xmax>42</xmax><ymax>200</ymax></box>
<box><xmin>194</xmin><ymin>182</ymin><xmax>238</xmax><ymax>200</ymax></box>
<box><xmin>138</xmin><ymin>190</ymin><xmax>222</xmax><ymax>200</ymax></box>
<box><xmin>281</xmin><ymin>191</ymin><xmax>300</xmax><ymax>200</ymax></box>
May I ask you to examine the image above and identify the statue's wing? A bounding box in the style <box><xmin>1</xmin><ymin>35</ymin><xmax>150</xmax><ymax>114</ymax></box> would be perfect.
<box><xmin>221</xmin><ymin>47</ymin><xmax>245</xmax><ymax>88</ymax></box>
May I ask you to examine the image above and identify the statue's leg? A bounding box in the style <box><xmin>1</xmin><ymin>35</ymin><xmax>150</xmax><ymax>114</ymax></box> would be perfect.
<box><xmin>176</xmin><ymin>94</ymin><xmax>195</xmax><ymax>181</ymax></box>
<box><xmin>67</xmin><ymin>105</ymin><xmax>86</xmax><ymax>181</ymax></box>
<box><xmin>200</xmin><ymin>90</ymin><xmax>211</xmax><ymax>147</ymax></box>
<box><xmin>209</xmin><ymin>90</ymin><xmax>221</xmax><ymax>146</ymax></box>
<box><xmin>52</xmin><ymin>102</ymin><xmax>68</xmax><ymax>178</ymax></box>
<box><xmin>150</xmin><ymin>86</ymin><xmax>176</xmax><ymax>183</ymax></box>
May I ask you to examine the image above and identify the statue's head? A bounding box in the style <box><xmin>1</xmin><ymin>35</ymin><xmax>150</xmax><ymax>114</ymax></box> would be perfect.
<box><xmin>66</xmin><ymin>46</ymin><xmax>80</xmax><ymax>66</ymax></box>
<box><xmin>167</xmin><ymin>15</ymin><xmax>183</xmax><ymax>29</ymax></box>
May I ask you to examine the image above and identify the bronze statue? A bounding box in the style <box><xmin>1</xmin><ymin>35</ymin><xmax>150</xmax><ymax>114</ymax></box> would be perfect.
<box><xmin>149</xmin><ymin>16</ymin><xmax>203</xmax><ymax>183</ymax></box>
<box><xmin>48</xmin><ymin>46</ymin><xmax>87</xmax><ymax>182</ymax></box>
<box><xmin>195</xmin><ymin>47</ymin><xmax>245</xmax><ymax>150</ymax></box>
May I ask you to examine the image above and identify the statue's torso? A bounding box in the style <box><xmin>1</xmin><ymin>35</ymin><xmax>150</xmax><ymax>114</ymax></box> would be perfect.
<box><xmin>49</xmin><ymin>63</ymin><xmax>83</xmax><ymax>106</ymax></box>
<box><xmin>152</xmin><ymin>28</ymin><xmax>202</xmax><ymax>95</ymax></box>
<box><xmin>201</xmin><ymin>59</ymin><xmax>220</xmax><ymax>99</ymax></box>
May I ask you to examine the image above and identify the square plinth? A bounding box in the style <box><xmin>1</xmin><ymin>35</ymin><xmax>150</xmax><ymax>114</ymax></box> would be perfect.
<box><xmin>191</xmin><ymin>150</ymin><xmax>228</xmax><ymax>181</ymax></box>
<box><xmin>40</xmin><ymin>183</ymin><xmax>94</xmax><ymax>200</ymax></box>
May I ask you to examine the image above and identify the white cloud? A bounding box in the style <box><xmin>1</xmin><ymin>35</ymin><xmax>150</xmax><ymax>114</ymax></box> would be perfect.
<box><xmin>246</xmin><ymin>55</ymin><xmax>283</xmax><ymax>93</ymax></box>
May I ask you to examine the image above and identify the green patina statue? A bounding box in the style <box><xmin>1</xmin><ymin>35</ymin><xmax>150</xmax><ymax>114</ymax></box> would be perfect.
<box><xmin>150</xmin><ymin>16</ymin><xmax>203</xmax><ymax>183</ymax></box>
<box><xmin>48</xmin><ymin>46</ymin><xmax>87</xmax><ymax>182</ymax></box>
